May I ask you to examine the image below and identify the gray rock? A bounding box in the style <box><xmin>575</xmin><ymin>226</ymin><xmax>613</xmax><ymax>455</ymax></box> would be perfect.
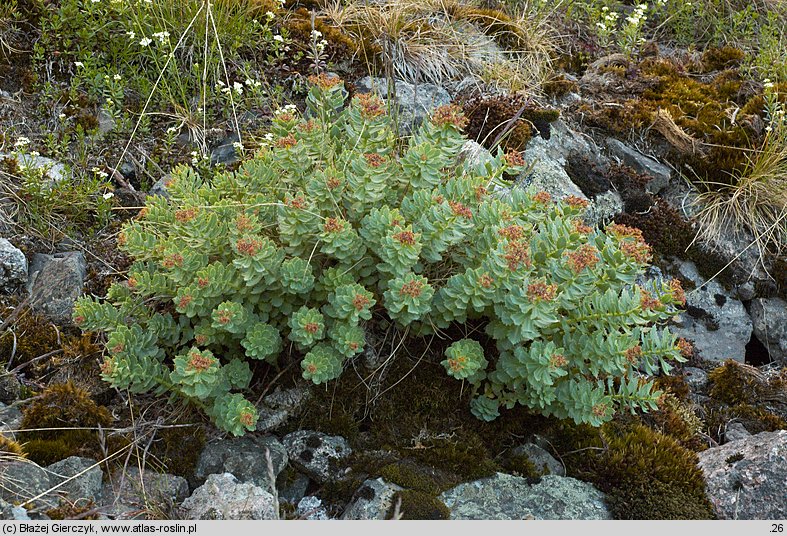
<box><xmin>735</xmin><ymin>281</ymin><xmax>756</xmax><ymax>302</ymax></box>
<box><xmin>672</xmin><ymin>261</ymin><xmax>752</xmax><ymax>362</ymax></box>
<box><xmin>100</xmin><ymin>468</ymin><xmax>189</xmax><ymax>519</ymax></box>
<box><xmin>683</xmin><ymin>367</ymin><xmax>709</xmax><ymax>391</ymax></box>
<box><xmin>0</xmin><ymin>498</ymin><xmax>31</xmax><ymax>520</ymax></box>
<box><xmin>46</xmin><ymin>456</ymin><xmax>103</xmax><ymax>503</ymax></box>
<box><xmin>457</xmin><ymin>140</ymin><xmax>495</xmax><ymax>173</ymax></box>
<box><xmin>341</xmin><ymin>478</ymin><xmax>403</xmax><ymax>520</ymax></box>
<box><xmin>193</xmin><ymin>435</ymin><xmax>287</xmax><ymax>490</ymax></box>
<box><xmin>296</xmin><ymin>496</ymin><xmax>329</xmax><ymax>520</ymax></box>
<box><xmin>750</xmin><ymin>298</ymin><xmax>787</xmax><ymax>364</ymax></box>
<box><xmin>0</xmin><ymin>238</ymin><xmax>27</xmax><ymax>292</ymax></box>
<box><xmin>278</xmin><ymin>471</ymin><xmax>310</xmax><ymax>505</ymax></box>
<box><xmin>0</xmin><ymin>460</ymin><xmax>56</xmax><ymax>508</ymax></box>
<box><xmin>27</xmin><ymin>251</ymin><xmax>87</xmax><ymax>325</ymax></box>
<box><xmin>149</xmin><ymin>175</ymin><xmax>172</xmax><ymax>198</ymax></box>
<box><xmin>180</xmin><ymin>473</ymin><xmax>277</xmax><ymax>520</ymax></box>
<box><xmin>210</xmin><ymin>134</ymin><xmax>240</xmax><ymax>167</ymax></box>
<box><xmin>439</xmin><ymin>473</ymin><xmax>611</xmax><ymax>520</ymax></box>
<box><xmin>508</xmin><ymin>443</ymin><xmax>565</xmax><ymax>477</ymax></box>
<box><xmin>516</xmin><ymin>120</ymin><xmax>614</xmax><ymax>227</ymax></box>
<box><xmin>282</xmin><ymin>431</ymin><xmax>352</xmax><ymax>484</ymax></box>
<box><xmin>97</xmin><ymin>109</ymin><xmax>116</xmax><ymax>136</ymax></box>
<box><xmin>606</xmin><ymin>138</ymin><xmax>671</xmax><ymax>194</ymax></box>
<box><xmin>0</xmin><ymin>376</ymin><xmax>20</xmax><ymax>405</ymax></box>
<box><xmin>0</xmin><ymin>402</ymin><xmax>22</xmax><ymax>437</ymax></box>
<box><xmin>255</xmin><ymin>386</ymin><xmax>310</xmax><ymax>433</ymax></box>
<box><xmin>723</xmin><ymin>422</ymin><xmax>751</xmax><ymax>443</ymax></box>
<box><xmin>698</xmin><ymin>429</ymin><xmax>787</xmax><ymax>519</ymax></box>
<box><xmin>0</xmin><ymin>152</ymin><xmax>68</xmax><ymax>187</ymax></box>
<box><xmin>355</xmin><ymin>77</ymin><xmax>451</xmax><ymax>134</ymax></box>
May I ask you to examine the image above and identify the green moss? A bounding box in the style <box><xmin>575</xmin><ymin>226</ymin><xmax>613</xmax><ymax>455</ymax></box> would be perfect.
<box><xmin>387</xmin><ymin>490</ymin><xmax>451</xmax><ymax>520</ymax></box>
<box><xmin>379</xmin><ymin>459</ymin><xmax>458</xmax><ymax>495</ymax></box>
<box><xmin>461</xmin><ymin>94</ymin><xmax>559</xmax><ymax>151</ymax></box>
<box><xmin>148</xmin><ymin>417</ymin><xmax>205</xmax><ymax>478</ymax></box>
<box><xmin>46</xmin><ymin>502</ymin><xmax>100</xmax><ymax>520</ymax></box>
<box><xmin>501</xmin><ymin>454</ymin><xmax>544</xmax><ymax>479</ymax></box>
<box><xmin>20</xmin><ymin>381</ymin><xmax>112</xmax><ymax>466</ymax></box>
<box><xmin>0</xmin><ymin>433</ymin><xmax>25</xmax><ymax>457</ymax></box>
<box><xmin>701</xmin><ymin>46</ymin><xmax>745</xmax><ymax>72</ymax></box>
<box><xmin>0</xmin><ymin>310</ymin><xmax>64</xmax><ymax>370</ymax></box>
<box><xmin>543</xmin><ymin>75</ymin><xmax>579</xmax><ymax>98</ymax></box>
<box><xmin>708</xmin><ymin>360</ymin><xmax>768</xmax><ymax>405</ymax></box>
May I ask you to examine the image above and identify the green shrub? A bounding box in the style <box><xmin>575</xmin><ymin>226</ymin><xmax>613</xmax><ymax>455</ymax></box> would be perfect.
<box><xmin>74</xmin><ymin>75</ymin><xmax>688</xmax><ymax>436</ymax></box>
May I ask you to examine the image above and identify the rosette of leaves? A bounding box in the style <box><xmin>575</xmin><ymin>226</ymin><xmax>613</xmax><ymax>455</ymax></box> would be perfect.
<box><xmin>280</xmin><ymin>257</ymin><xmax>316</xmax><ymax>295</ymax></box>
<box><xmin>383</xmin><ymin>272</ymin><xmax>435</xmax><ymax>325</ymax></box>
<box><xmin>442</xmin><ymin>339</ymin><xmax>487</xmax><ymax>382</ymax></box>
<box><xmin>288</xmin><ymin>306</ymin><xmax>325</xmax><ymax>347</ymax></box>
<box><xmin>242</xmin><ymin>322</ymin><xmax>283</xmax><ymax>364</ymax></box>
<box><xmin>301</xmin><ymin>343</ymin><xmax>344</xmax><ymax>384</ymax></box>
<box><xmin>170</xmin><ymin>348</ymin><xmax>223</xmax><ymax>399</ymax></box>
<box><xmin>329</xmin><ymin>322</ymin><xmax>366</xmax><ymax>358</ymax></box>
<box><xmin>209</xmin><ymin>393</ymin><xmax>258</xmax><ymax>437</ymax></box>
<box><xmin>323</xmin><ymin>283</ymin><xmax>375</xmax><ymax>324</ymax></box>
<box><xmin>211</xmin><ymin>301</ymin><xmax>251</xmax><ymax>335</ymax></box>
<box><xmin>319</xmin><ymin>216</ymin><xmax>365</xmax><ymax>264</ymax></box>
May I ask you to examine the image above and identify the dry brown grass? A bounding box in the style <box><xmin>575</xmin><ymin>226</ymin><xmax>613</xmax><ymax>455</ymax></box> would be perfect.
<box><xmin>318</xmin><ymin>0</ymin><xmax>557</xmax><ymax>92</ymax></box>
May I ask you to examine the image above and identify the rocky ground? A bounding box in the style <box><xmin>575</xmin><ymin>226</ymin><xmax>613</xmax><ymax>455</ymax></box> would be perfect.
<box><xmin>0</xmin><ymin>0</ymin><xmax>786</xmax><ymax>522</ymax></box>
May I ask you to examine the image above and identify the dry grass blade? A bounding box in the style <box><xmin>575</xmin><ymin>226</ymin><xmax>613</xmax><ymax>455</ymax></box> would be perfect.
<box><xmin>692</xmin><ymin>126</ymin><xmax>787</xmax><ymax>276</ymax></box>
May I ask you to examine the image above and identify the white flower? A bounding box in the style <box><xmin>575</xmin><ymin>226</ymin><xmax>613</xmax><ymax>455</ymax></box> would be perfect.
<box><xmin>113</xmin><ymin>74</ymin><xmax>122</xmax><ymax>81</ymax></box>
<box><xmin>153</xmin><ymin>31</ymin><xmax>170</xmax><ymax>43</ymax></box>
<box><xmin>140</xmin><ymin>37</ymin><xmax>152</xmax><ymax>47</ymax></box>
<box><xmin>103</xmin><ymin>192</ymin><xmax>114</xmax><ymax>199</ymax></box>
<box><xmin>764</xmin><ymin>79</ymin><xmax>775</xmax><ymax>89</ymax></box>
<box><xmin>264</xmin><ymin>133</ymin><xmax>275</xmax><ymax>141</ymax></box>
<box><xmin>232</xmin><ymin>141</ymin><xmax>244</xmax><ymax>152</ymax></box>
<box><xmin>233</xmin><ymin>81</ymin><xmax>244</xmax><ymax>94</ymax></box>
<box><xmin>266</xmin><ymin>11</ymin><xmax>275</xmax><ymax>20</ymax></box>
<box><xmin>58</xmin><ymin>113</ymin><xmax>66</xmax><ymax>120</ymax></box>
<box><xmin>28</xmin><ymin>151</ymin><xmax>39</xmax><ymax>157</ymax></box>
<box><xmin>311</xmin><ymin>30</ymin><xmax>323</xmax><ymax>39</ymax></box>
<box><xmin>127</xmin><ymin>30</ymin><xmax>136</xmax><ymax>39</ymax></box>
<box><xmin>14</xmin><ymin>137</ymin><xmax>30</xmax><ymax>147</ymax></box>
<box><xmin>74</xmin><ymin>61</ymin><xmax>84</xmax><ymax>67</ymax></box>
<box><xmin>273</xmin><ymin>34</ymin><xmax>284</xmax><ymax>42</ymax></box>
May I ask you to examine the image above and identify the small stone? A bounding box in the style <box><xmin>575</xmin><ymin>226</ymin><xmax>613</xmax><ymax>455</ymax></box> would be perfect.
<box><xmin>282</xmin><ymin>430</ymin><xmax>351</xmax><ymax>484</ymax></box>
<box><xmin>0</xmin><ymin>152</ymin><xmax>68</xmax><ymax>187</ymax></box>
<box><xmin>27</xmin><ymin>252</ymin><xmax>87</xmax><ymax>325</ymax></box>
<box><xmin>149</xmin><ymin>175</ymin><xmax>172</xmax><ymax>198</ymax></box>
<box><xmin>439</xmin><ymin>473</ymin><xmax>611</xmax><ymax>520</ymax></box>
<box><xmin>683</xmin><ymin>367</ymin><xmax>708</xmax><ymax>391</ymax></box>
<box><xmin>341</xmin><ymin>478</ymin><xmax>403</xmax><ymax>520</ymax></box>
<box><xmin>97</xmin><ymin>109</ymin><xmax>115</xmax><ymax>135</ymax></box>
<box><xmin>698</xmin><ymin>429</ymin><xmax>787</xmax><ymax>519</ymax></box>
<box><xmin>296</xmin><ymin>496</ymin><xmax>329</xmax><ymax>520</ymax></box>
<box><xmin>100</xmin><ymin>468</ymin><xmax>189</xmax><ymax>519</ymax></box>
<box><xmin>0</xmin><ymin>238</ymin><xmax>27</xmax><ymax>293</ymax></box>
<box><xmin>0</xmin><ymin>460</ymin><xmax>56</xmax><ymax>508</ymax></box>
<box><xmin>606</xmin><ymin>138</ymin><xmax>671</xmax><ymax>194</ymax></box>
<box><xmin>46</xmin><ymin>456</ymin><xmax>103</xmax><ymax>502</ymax></box>
<box><xmin>750</xmin><ymin>298</ymin><xmax>787</xmax><ymax>364</ymax></box>
<box><xmin>210</xmin><ymin>134</ymin><xmax>240</xmax><ymax>166</ymax></box>
<box><xmin>193</xmin><ymin>435</ymin><xmax>287</xmax><ymax>490</ymax></box>
<box><xmin>0</xmin><ymin>498</ymin><xmax>31</xmax><ymax>520</ymax></box>
<box><xmin>723</xmin><ymin>422</ymin><xmax>751</xmax><ymax>443</ymax></box>
<box><xmin>355</xmin><ymin>77</ymin><xmax>451</xmax><ymax>135</ymax></box>
<box><xmin>255</xmin><ymin>386</ymin><xmax>310</xmax><ymax>433</ymax></box>
<box><xmin>0</xmin><ymin>402</ymin><xmax>22</xmax><ymax>437</ymax></box>
<box><xmin>508</xmin><ymin>443</ymin><xmax>565</xmax><ymax>477</ymax></box>
<box><xmin>180</xmin><ymin>473</ymin><xmax>277</xmax><ymax>520</ymax></box>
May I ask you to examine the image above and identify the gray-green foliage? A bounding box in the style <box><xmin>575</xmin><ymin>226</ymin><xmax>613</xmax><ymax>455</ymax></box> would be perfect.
<box><xmin>74</xmin><ymin>75</ymin><xmax>688</xmax><ymax>435</ymax></box>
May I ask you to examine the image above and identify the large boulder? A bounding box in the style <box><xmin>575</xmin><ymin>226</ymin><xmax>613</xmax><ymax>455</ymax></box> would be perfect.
<box><xmin>355</xmin><ymin>77</ymin><xmax>452</xmax><ymax>135</ymax></box>
<box><xmin>193</xmin><ymin>435</ymin><xmax>287</xmax><ymax>490</ymax></box>
<box><xmin>672</xmin><ymin>261</ymin><xmax>752</xmax><ymax>362</ymax></box>
<box><xmin>0</xmin><ymin>238</ymin><xmax>27</xmax><ymax>293</ymax></box>
<box><xmin>697</xmin><ymin>429</ymin><xmax>787</xmax><ymax>519</ymax></box>
<box><xmin>282</xmin><ymin>430</ymin><xmax>352</xmax><ymax>484</ymax></box>
<box><xmin>27</xmin><ymin>251</ymin><xmax>87</xmax><ymax>325</ymax></box>
<box><xmin>180</xmin><ymin>473</ymin><xmax>277</xmax><ymax>520</ymax></box>
<box><xmin>750</xmin><ymin>298</ymin><xmax>787</xmax><ymax>364</ymax></box>
<box><xmin>438</xmin><ymin>473</ymin><xmax>611</xmax><ymax>520</ymax></box>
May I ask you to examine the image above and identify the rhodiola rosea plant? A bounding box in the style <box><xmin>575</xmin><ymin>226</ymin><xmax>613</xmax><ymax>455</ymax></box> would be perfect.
<box><xmin>74</xmin><ymin>74</ymin><xmax>690</xmax><ymax>436</ymax></box>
